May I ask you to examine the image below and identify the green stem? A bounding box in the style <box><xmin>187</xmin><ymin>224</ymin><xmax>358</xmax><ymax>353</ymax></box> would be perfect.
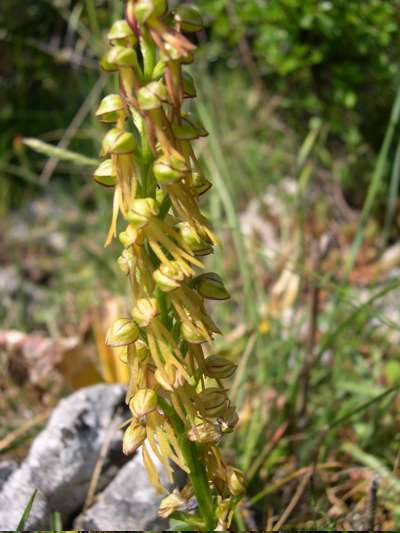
<box><xmin>141</xmin><ymin>28</ymin><xmax>157</xmax><ymax>81</ymax></box>
<box><xmin>158</xmin><ymin>397</ymin><xmax>216</xmax><ymax>529</ymax></box>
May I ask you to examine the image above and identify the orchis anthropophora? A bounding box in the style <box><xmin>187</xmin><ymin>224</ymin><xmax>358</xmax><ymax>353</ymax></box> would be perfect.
<box><xmin>93</xmin><ymin>1</ymin><xmax>244</xmax><ymax>529</ymax></box>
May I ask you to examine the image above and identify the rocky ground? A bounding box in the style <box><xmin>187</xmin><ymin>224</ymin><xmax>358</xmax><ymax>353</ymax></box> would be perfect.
<box><xmin>0</xmin><ymin>384</ymin><xmax>169</xmax><ymax>530</ymax></box>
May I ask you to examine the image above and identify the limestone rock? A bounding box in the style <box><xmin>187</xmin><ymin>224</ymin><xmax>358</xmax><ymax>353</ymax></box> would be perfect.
<box><xmin>0</xmin><ymin>460</ymin><xmax>18</xmax><ymax>490</ymax></box>
<box><xmin>74</xmin><ymin>452</ymin><xmax>168</xmax><ymax>531</ymax></box>
<box><xmin>0</xmin><ymin>384</ymin><xmax>127</xmax><ymax>530</ymax></box>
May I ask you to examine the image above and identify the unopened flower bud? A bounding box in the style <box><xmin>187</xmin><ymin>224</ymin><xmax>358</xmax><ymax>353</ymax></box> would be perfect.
<box><xmin>153</xmin><ymin>152</ymin><xmax>188</xmax><ymax>184</ymax></box>
<box><xmin>107</xmin><ymin>19</ymin><xmax>137</xmax><ymax>46</ymax></box>
<box><xmin>130</xmin><ymin>388</ymin><xmax>158</xmax><ymax>418</ymax></box>
<box><xmin>123</xmin><ymin>421</ymin><xmax>146</xmax><ymax>455</ymax></box>
<box><xmin>93</xmin><ymin>159</ymin><xmax>116</xmax><ymax>187</ymax></box>
<box><xmin>174</xmin><ymin>4</ymin><xmax>204</xmax><ymax>32</ymax></box>
<box><xmin>153</xmin><ymin>262</ymin><xmax>184</xmax><ymax>292</ymax></box>
<box><xmin>127</xmin><ymin>198</ymin><xmax>159</xmax><ymax>228</ymax></box>
<box><xmin>106</xmin><ymin>318</ymin><xmax>139</xmax><ymax>347</ymax></box>
<box><xmin>198</xmin><ymin>388</ymin><xmax>228</xmax><ymax>417</ymax></box>
<box><xmin>154</xmin><ymin>364</ymin><xmax>185</xmax><ymax>391</ymax></box>
<box><xmin>177</xmin><ymin>222</ymin><xmax>213</xmax><ymax>256</ymax></box>
<box><xmin>138</xmin><ymin>81</ymin><xmax>168</xmax><ymax>111</ymax></box>
<box><xmin>204</xmin><ymin>355</ymin><xmax>237</xmax><ymax>379</ymax></box>
<box><xmin>131</xmin><ymin>297</ymin><xmax>159</xmax><ymax>328</ymax></box>
<box><xmin>227</xmin><ymin>467</ymin><xmax>245</xmax><ymax>496</ymax></box>
<box><xmin>192</xmin><ymin>272</ymin><xmax>230</xmax><ymax>300</ymax></box>
<box><xmin>134</xmin><ymin>0</ymin><xmax>167</xmax><ymax>24</ymax></box>
<box><xmin>182</xmin><ymin>71</ymin><xmax>196</xmax><ymax>98</ymax></box>
<box><xmin>218</xmin><ymin>404</ymin><xmax>239</xmax><ymax>433</ymax></box>
<box><xmin>101</xmin><ymin>128</ymin><xmax>136</xmax><ymax>156</ymax></box>
<box><xmin>181</xmin><ymin>321</ymin><xmax>208</xmax><ymax>344</ymax></box>
<box><xmin>172</xmin><ymin>114</ymin><xmax>208</xmax><ymax>140</ymax></box>
<box><xmin>187</xmin><ymin>422</ymin><xmax>222</xmax><ymax>444</ymax></box>
<box><xmin>191</xmin><ymin>171</ymin><xmax>212</xmax><ymax>196</ymax></box>
<box><xmin>106</xmin><ymin>45</ymin><xmax>139</xmax><ymax>69</ymax></box>
<box><xmin>119</xmin><ymin>225</ymin><xmax>138</xmax><ymax>248</ymax></box>
<box><xmin>95</xmin><ymin>94</ymin><xmax>125</xmax><ymax>124</ymax></box>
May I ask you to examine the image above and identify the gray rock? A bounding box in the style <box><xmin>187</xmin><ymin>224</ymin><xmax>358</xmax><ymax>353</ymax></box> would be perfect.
<box><xmin>0</xmin><ymin>460</ymin><xmax>18</xmax><ymax>490</ymax></box>
<box><xmin>0</xmin><ymin>384</ymin><xmax>127</xmax><ymax>530</ymax></box>
<box><xmin>74</xmin><ymin>452</ymin><xmax>168</xmax><ymax>531</ymax></box>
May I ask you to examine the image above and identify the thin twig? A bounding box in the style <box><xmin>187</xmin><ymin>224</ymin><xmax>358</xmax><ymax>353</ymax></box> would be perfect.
<box><xmin>231</xmin><ymin>333</ymin><xmax>256</xmax><ymax>400</ymax></box>
<box><xmin>297</xmin><ymin>240</ymin><xmax>320</xmax><ymax>421</ymax></box>
<box><xmin>247</xmin><ymin>421</ymin><xmax>288</xmax><ymax>481</ymax></box>
<box><xmin>83</xmin><ymin>407</ymin><xmax>122</xmax><ymax>511</ymax></box>
<box><xmin>272</xmin><ymin>469</ymin><xmax>313</xmax><ymax>531</ymax></box>
<box><xmin>0</xmin><ymin>410</ymin><xmax>51</xmax><ymax>452</ymax></box>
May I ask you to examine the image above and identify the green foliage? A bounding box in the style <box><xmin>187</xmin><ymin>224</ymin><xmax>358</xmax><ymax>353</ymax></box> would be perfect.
<box><xmin>198</xmin><ymin>0</ymin><xmax>400</xmax><ymax>152</ymax></box>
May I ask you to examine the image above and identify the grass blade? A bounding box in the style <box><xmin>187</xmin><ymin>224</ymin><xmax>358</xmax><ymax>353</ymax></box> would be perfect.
<box><xmin>16</xmin><ymin>489</ymin><xmax>37</xmax><ymax>532</ymax></box>
<box><xmin>345</xmin><ymin>85</ymin><xmax>400</xmax><ymax>273</ymax></box>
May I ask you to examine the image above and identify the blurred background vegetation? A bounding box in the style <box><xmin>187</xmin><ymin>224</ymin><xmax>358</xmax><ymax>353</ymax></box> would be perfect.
<box><xmin>1</xmin><ymin>0</ymin><xmax>400</xmax><ymax>530</ymax></box>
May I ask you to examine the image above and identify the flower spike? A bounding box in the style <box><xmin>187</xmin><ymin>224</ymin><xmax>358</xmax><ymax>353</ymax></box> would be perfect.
<box><xmin>92</xmin><ymin>0</ymin><xmax>243</xmax><ymax>528</ymax></box>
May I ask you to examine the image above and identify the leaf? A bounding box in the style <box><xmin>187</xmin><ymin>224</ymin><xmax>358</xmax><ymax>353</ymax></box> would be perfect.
<box><xmin>23</xmin><ymin>138</ymin><xmax>99</xmax><ymax>167</ymax></box>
